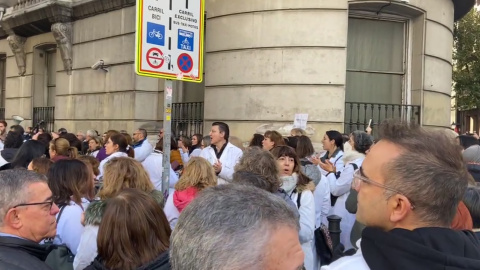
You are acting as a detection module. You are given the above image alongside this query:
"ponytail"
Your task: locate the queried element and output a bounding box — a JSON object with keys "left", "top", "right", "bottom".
{"left": 68, "top": 147, "right": 78, "bottom": 159}
{"left": 127, "top": 146, "right": 135, "bottom": 158}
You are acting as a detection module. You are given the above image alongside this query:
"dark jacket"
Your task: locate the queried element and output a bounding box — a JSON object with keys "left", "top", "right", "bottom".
{"left": 361, "top": 227, "right": 480, "bottom": 270}
{"left": 84, "top": 251, "right": 170, "bottom": 270}
{"left": 1, "top": 148, "right": 18, "bottom": 162}
{"left": 0, "top": 236, "right": 53, "bottom": 270}
{"left": 345, "top": 188, "right": 365, "bottom": 249}
{"left": 467, "top": 163, "right": 480, "bottom": 182}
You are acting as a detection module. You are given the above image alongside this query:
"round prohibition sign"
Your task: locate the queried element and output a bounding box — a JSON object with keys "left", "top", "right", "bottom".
{"left": 177, "top": 53, "right": 193, "bottom": 73}
{"left": 146, "top": 48, "right": 164, "bottom": 69}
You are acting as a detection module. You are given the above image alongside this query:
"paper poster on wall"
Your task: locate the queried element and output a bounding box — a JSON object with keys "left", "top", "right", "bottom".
{"left": 293, "top": 114, "right": 308, "bottom": 130}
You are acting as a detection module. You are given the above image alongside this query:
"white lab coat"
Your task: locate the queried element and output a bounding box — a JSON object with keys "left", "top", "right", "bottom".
{"left": 164, "top": 192, "right": 180, "bottom": 229}
{"left": 314, "top": 174, "right": 331, "bottom": 227}
{"left": 289, "top": 187, "right": 316, "bottom": 270}
{"left": 142, "top": 150, "right": 179, "bottom": 192}
{"left": 327, "top": 152, "right": 365, "bottom": 251}
{"left": 54, "top": 198, "right": 90, "bottom": 256}
{"left": 133, "top": 139, "right": 153, "bottom": 162}
{"left": 318, "top": 150, "right": 345, "bottom": 177}
{"left": 199, "top": 142, "right": 242, "bottom": 183}
{"left": 320, "top": 240, "right": 369, "bottom": 270}
{"left": 98, "top": 152, "right": 128, "bottom": 179}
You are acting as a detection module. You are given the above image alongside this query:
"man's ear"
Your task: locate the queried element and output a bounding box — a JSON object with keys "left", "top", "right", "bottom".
{"left": 389, "top": 194, "right": 414, "bottom": 223}
{"left": 3, "top": 208, "right": 23, "bottom": 230}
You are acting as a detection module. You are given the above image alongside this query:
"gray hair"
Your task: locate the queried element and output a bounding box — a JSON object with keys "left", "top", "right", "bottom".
{"left": 170, "top": 184, "right": 299, "bottom": 270}
{"left": 378, "top": 120, "right": 469, "bottom": 227}
{"left": 0, "top": 170, "right": 47, "bottom": 226}
{"left": 233, "top": 147, "right": 280, "bottom": 193}
{"left": 350, "top": 130, "right": 373, "bottom": 154}
{"left": 137, "top": 128, "right": 147, "bottom": 138}
{"left": 86, "top": 129, "right": 97, "bottom": 137}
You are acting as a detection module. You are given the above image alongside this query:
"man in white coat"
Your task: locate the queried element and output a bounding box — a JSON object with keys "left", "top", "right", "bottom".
{"left": 200, "top": 122, "right": 242, "bottom": 184}
{"left": 132, "top": 128, "right": 153, "bottom": 162}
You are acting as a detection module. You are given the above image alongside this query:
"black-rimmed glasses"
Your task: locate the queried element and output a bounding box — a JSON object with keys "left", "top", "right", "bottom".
{"left": 13, "top": 201, "right": 54, "bottom": 210}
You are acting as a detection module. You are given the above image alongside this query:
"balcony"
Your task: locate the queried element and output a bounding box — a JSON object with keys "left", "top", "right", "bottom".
{"left": 0, "top": 0, "right": 136, "bottom": 37}
{"left": 344, "top": 102, "right": 421, "bottom": 135}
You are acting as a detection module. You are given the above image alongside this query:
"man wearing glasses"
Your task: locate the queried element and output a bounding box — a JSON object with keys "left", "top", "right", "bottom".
{"left": 322, "top": 120, "right": 480, "bottom": 270}
{"left": 0, "top": 170, "right": 59, "bottom": 270}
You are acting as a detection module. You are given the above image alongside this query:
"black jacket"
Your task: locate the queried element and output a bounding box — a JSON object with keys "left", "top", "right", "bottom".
{"left": 1, "top": 148, "right": 18, "bottom": 162}
{"left": 84, "top": 251, "right": 171, "bottom": 270}
{"left": 361, "top": 227, "right": 480, "bottom": 270}
{"left": 0, "top": 236, "right": 53, "bottom": 270}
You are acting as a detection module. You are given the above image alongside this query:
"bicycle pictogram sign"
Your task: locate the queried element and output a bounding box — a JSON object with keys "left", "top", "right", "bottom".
{"left": 177, "top": 53, "right": 193, "bottom": 73}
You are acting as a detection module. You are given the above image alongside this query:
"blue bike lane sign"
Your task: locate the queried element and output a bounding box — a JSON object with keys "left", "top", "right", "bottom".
{"left": 147, "top": 22, "right": 165, "bottom": 46}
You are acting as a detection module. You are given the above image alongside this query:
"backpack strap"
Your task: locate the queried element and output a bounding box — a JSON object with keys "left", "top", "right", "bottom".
{"left": 56, "top": 205, "right": 67, "bottom": 223}
{"left": 351, "top": 163, "right": 358, "bottom": 171}
{"left": 296, "top": 191, "right": 302, "bottom": 209}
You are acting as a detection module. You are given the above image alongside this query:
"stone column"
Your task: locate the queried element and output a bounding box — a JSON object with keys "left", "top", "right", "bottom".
{"left": 204, "top": 0, "right": 349, "bottom": 142}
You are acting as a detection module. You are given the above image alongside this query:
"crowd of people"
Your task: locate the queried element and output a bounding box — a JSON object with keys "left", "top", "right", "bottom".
{"left": 0, "top": 119, "right": 479, "bottom": 270}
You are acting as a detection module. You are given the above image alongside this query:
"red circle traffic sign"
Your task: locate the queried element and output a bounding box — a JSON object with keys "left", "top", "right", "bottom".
{"left": 177, "top": 53, "right": 193, "bottom": 73}
{"left": 146, "top": 48, "right": 164, "bottom": 69}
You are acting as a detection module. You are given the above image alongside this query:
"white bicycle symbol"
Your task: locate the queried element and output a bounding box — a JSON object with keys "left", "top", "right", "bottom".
{"left": 149, "top": 29, "right": 163, "bottom": 39}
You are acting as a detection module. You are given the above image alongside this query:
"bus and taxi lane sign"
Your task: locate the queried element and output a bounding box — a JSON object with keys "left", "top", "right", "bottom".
{"left": 135, "top": 0, "right": 204, "bottom": 83}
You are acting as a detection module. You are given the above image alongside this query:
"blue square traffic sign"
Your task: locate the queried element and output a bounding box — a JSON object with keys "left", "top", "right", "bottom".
{"left": 178, "top": 29, "right": 194, "bottom": 52}
{"left": 146, "top": 22, "right": 165, "bottom": 46}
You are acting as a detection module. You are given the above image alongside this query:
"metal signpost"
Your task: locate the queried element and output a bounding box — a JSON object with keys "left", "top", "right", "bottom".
{"left": 135, "top": 0, "right": 205, "bottom": 197}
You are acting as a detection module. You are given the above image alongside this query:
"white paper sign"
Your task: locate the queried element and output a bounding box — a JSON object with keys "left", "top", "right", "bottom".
{"left": 293, "top": 114, "right": 308, "bottom": 130}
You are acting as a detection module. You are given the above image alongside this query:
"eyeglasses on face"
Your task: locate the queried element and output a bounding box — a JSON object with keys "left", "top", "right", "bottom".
{"left": 352, "top": 168, "right": 416, "bottom": 210}
{"left": 13, "top": 200, "right": 55, "bottom": 210}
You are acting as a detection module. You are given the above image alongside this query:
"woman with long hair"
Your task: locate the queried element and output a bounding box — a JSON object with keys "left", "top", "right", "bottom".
{"left": 74, "top": 157, "right": 164, "bottom": 270}
{"left": 296, "top": 135, "right": 331, "bottom": 229}
{"left": 0, "top": 140, "right": 46, "bottom": 170}
{"left": 98, "top": 133, "right": 134, "bottom": 178}
{"left": 271, "top": 146, "right": 316, "bottom": 270}
{"left": 84, "top": 189, "right": 171, "bottom": 270}
{"left": 164, "top": 157, "right": 217, "bottom": 228}
{"left": 49, "top": 138, "right": 78, "bottom": 162}
{"left": 47, "top": 159, "right": 94, "bottom": 255}
{"left": 190, "top": 133, "right": 203, "bottom": 156}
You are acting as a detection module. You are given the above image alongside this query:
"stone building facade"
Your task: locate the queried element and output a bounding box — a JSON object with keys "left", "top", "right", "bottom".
{"left": 0, "top": 0, "right": 474, "bottom": 141}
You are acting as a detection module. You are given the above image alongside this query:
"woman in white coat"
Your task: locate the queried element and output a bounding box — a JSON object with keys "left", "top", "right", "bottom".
{"left": 313, "top": 130, "right": 345, "bottom": 180}
{"left": 271, "top": 146, "right": 316, "bottom": 270}
{"left": 98, "top": 134, "right": 134, "bottom": 179}
{"left": 320, "top": 131, "right": 373, "bottom": 251}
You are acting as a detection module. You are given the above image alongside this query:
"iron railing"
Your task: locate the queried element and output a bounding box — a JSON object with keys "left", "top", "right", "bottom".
{"left": 0, "top": 108, "right": 4, "bottom": 120}
{"left": 345, "top": 102, "right": 421, "bottom": 134}
{"left": 172, "top": 102, "right": 204, "bottom": 137}
{"left": 33, "top": 106, "right": 55, "bottom": 132}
